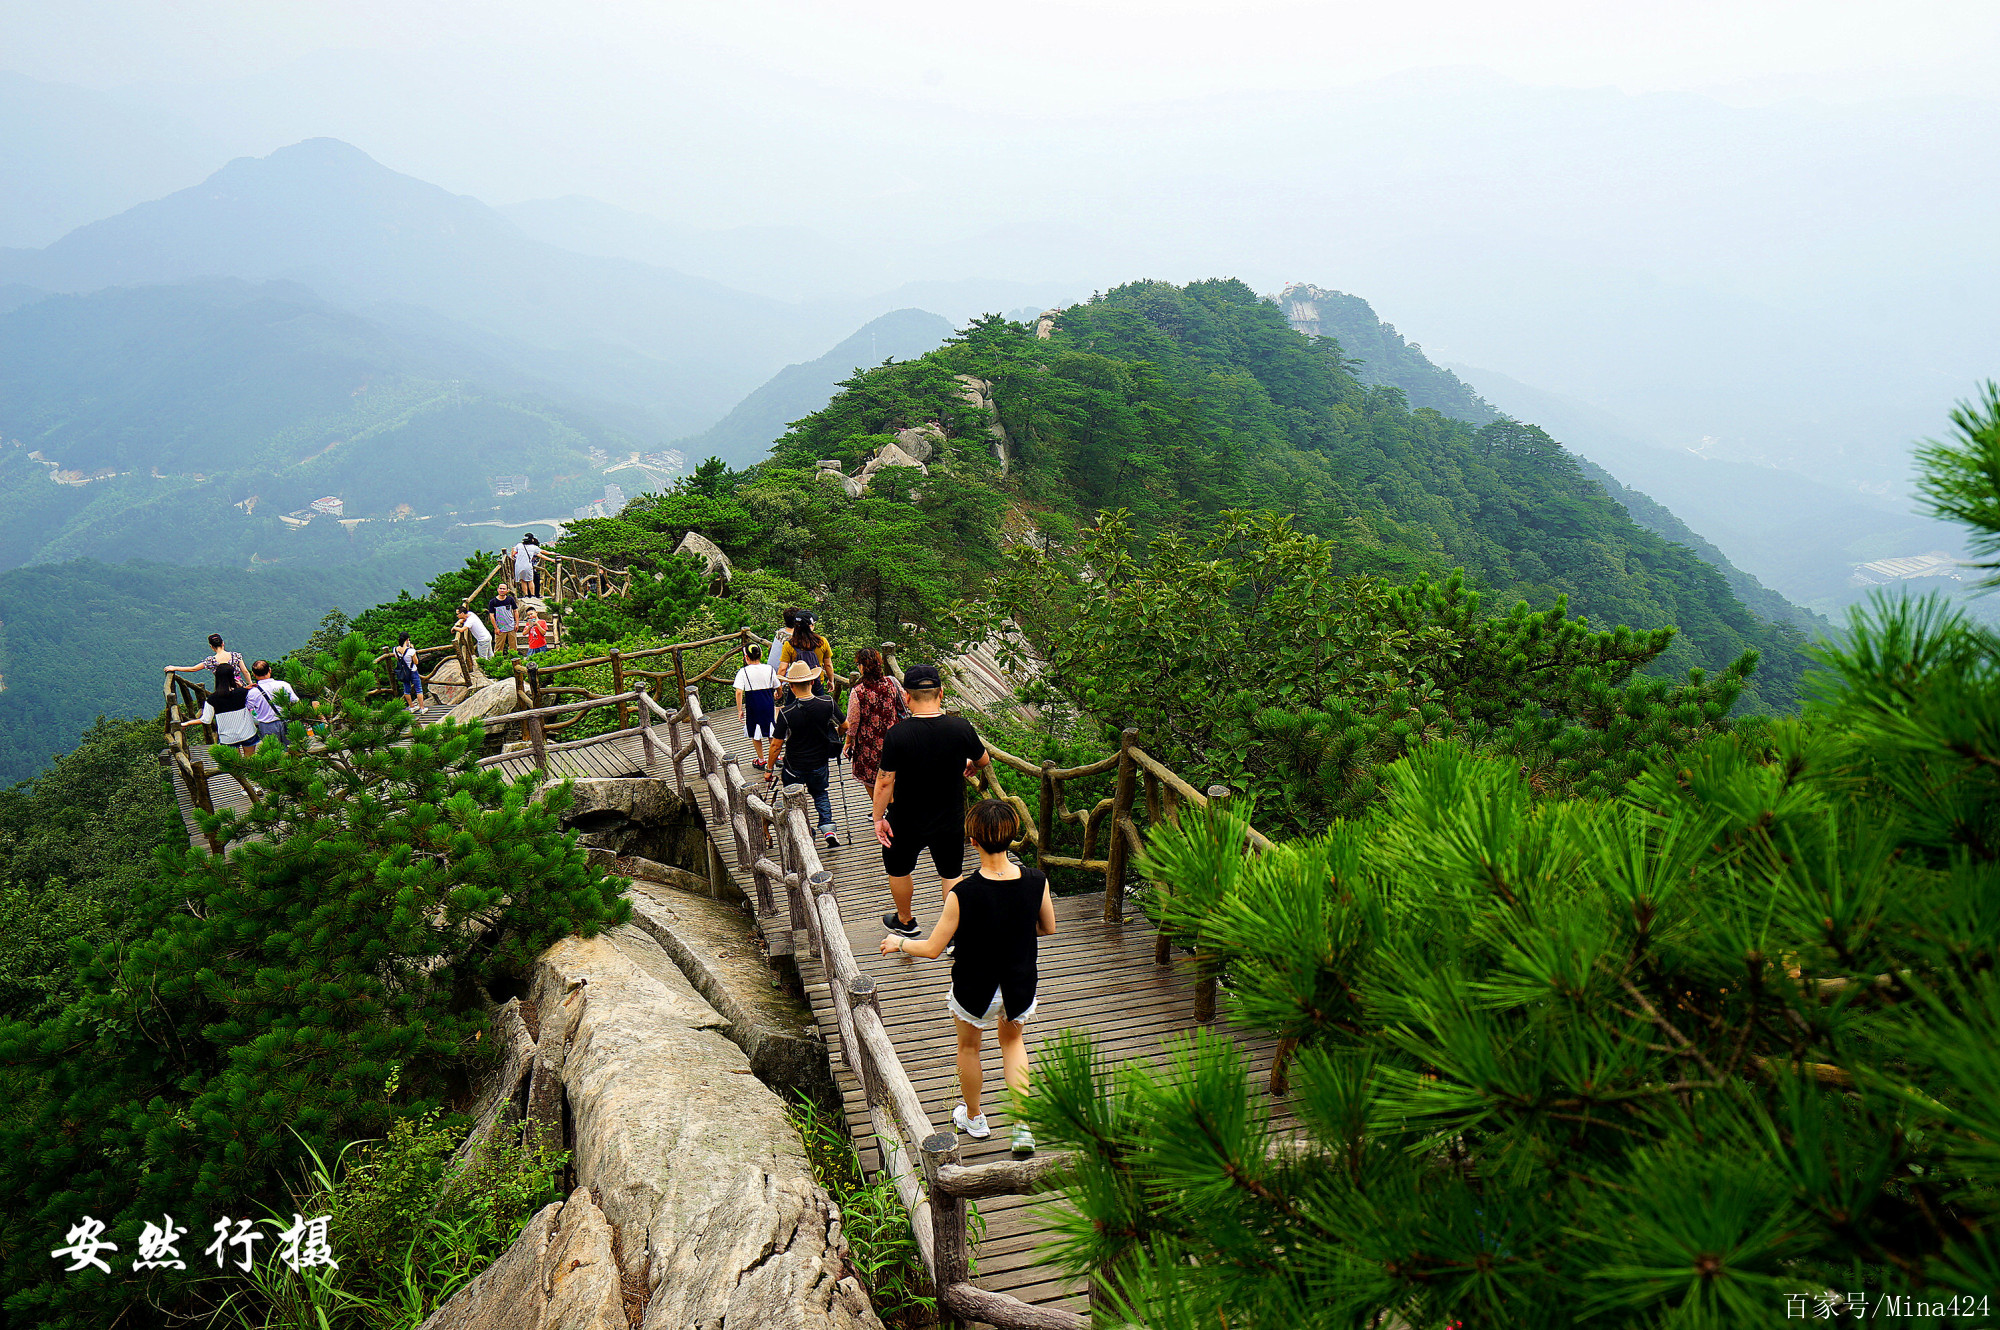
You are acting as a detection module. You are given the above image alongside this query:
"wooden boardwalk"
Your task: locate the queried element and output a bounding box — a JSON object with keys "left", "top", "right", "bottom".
{"left": 703, "top": 720, "right": 1288, "bottom": 1316}
{"left": 165, "top": 694, "right": 1285, "bottom": 1319}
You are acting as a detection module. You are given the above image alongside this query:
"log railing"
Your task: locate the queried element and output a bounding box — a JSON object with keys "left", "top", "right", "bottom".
{"left": 665, "top": 685, "right": 1088, "bottom": 1330}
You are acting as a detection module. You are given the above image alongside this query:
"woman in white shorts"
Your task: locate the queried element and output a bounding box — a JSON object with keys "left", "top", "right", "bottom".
{"left": 881, "top": 799, "right": 1054, "bottom": 1156}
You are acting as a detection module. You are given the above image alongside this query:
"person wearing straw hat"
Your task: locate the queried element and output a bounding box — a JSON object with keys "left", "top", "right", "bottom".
{"left": 765, "top": 658, "right": 844, "bottom": 848}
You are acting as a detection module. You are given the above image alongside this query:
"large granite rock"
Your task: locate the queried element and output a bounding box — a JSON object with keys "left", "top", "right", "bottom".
{"left": 674, "top": 531, "right": 733, "bottom": 588}
{"left": 427, "top": 655, "right": 492, "bottom": 708}
{"left": 623, "top": 879, "right": 830, "bottom": 1100}
{"left": 529, "top": 936, "right": 879, "bottom": 1330}
{"left": 891, "top": 424, "right": 941, "bottom": 464}
{"left": 449, "top": 677, "right": 520, "bottom": 726}
{"left": 416, "top": 1187, "right": 628, "bottom": 1330}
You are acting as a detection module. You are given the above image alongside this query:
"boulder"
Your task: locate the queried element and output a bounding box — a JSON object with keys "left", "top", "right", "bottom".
{"left": 1035, "top": 307, "right": 1060, "bottom": 339}
{"left": 860, "top": 441, "right": 927, "bottom": 478}
{"left": 449, "top": 677, "right": 520, "bottom": 726}
{"left": 674, "top": 532, "right": 733, "bottom": 588}
{"left": 562, "top": 778, "right": 684, "bottom": 833}
{"left": 891, "top": 424, "right": 941, "bottom": 464}
{"left": 529, "top": 937, "right": 880, "bottom": 1330}
{"left": 426, "top": 655, "right": 491, "bottom": 708}
{"left": 415, "top": 1187, "right": 628, "bottom": 1330}
{"left": 841, "top": 475, "right": 866, "bottom": 500}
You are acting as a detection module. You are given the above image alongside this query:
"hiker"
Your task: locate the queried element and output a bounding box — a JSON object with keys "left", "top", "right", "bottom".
{"left": 874, "top": 664, "right": 991, "bottom": 938}
{"left": 392, "top": 632, "right": 423, "bottom": 710}
{"left": 522, "top": 608, "right": 548, "bottom": 657}
{"left": 779, "top": 612, "right": 835, "bottom": 698}
{"left": 733, "top": 643, "right": 780, "bottom": 770}
{"left": 765, "top": 659, "right": 844, "bottom": 849}
{"left": 845, "top": 646, "right": 907, "bottom": 790}
{"left": 488, "top": 587, "right": 519, "bottom": 654}
{"left": 166, "top": 633, "right": 249, "bottom": 687}
{"left": 244, "top": 660, "right": 300, "bottom": 747}
{"left": 456, "top": 605, "right": 494, "bottom": 659}
{"left": 771, "top": 608, "right": 801, "bottom": 660}
{"left": 513, "top": 533, "right": 541, "bottom": 597}
{"left": 182, "top": 663, "right": 259, "bottom": 755}
{"left": 880, "top": 798, "right": 1053, "bottom": 1155}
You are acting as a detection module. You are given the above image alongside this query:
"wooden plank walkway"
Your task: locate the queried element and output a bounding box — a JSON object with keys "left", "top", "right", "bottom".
{"left": 165, "top": 695, "right": 1287, "bottom": 1317}
{"left": 703, "top": 720, "right": 1289, "bottom": 1316}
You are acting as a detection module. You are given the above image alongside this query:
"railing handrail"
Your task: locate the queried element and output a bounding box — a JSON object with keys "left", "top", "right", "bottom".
{"left": 664, "top": 683, "right": 1090, "bottom": 1330}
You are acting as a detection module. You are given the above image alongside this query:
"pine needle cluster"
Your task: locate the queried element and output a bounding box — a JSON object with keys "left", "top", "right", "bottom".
{"left": 1019, "top": 385, "right": 2000, "bottom": 1328}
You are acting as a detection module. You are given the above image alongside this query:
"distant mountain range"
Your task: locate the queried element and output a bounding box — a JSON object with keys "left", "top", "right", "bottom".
{"left": 679, "top": 308, "right": 956, "bottom": 467}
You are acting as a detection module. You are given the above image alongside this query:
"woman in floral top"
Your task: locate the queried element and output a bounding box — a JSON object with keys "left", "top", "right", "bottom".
{"left": 845, "top": 646, "right": 908, "bottom": 789}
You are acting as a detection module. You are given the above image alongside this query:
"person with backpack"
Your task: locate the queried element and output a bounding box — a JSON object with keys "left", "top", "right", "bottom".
{"left": 512, "top": 534, "right": 542, "bottom": 597}
{"left": 779, "top": 613, "right": 835, "bottom": 698}
{"left": 734, "top": 644, "right": 780, "bottom": 770}
{"left": 880, "top": 798, "right": 1054, "bottom": 1156}
{"left": 764, "top": 659, "right": 845, "bottom": 849}
{"left": 392, "top": 632, "right": 423, "bottom": 710}
{"left": 243, "top": 660, "right": 300, "bottom": 747}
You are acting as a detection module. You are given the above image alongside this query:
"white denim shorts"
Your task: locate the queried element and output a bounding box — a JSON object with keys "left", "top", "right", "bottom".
{"left": 947, "top": 989, "right": 1039, "bottom": 1029}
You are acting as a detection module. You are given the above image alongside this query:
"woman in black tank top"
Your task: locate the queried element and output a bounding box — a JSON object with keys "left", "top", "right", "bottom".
{"left": 881, "top": 799, "right": 1055, "bottom": 1155}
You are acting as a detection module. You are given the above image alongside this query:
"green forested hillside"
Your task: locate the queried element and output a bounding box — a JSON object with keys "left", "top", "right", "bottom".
{"left": 1282, "top": 282, "right": 1832, "bottom": 639}
{"left": 767, "top": 279, "right": 1813, "bottom": 709}
{"left": 0, "top": 557, "right": 420, "bottom": 782}
{"left": 0, "top": 279, "right": 644, "bottom": 569}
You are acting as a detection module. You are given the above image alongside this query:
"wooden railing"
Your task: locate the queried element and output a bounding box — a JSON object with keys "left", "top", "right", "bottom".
{"left": 161, "top": 670, "right": 258, "bottom": 850}
{"left": 664, "top": 683, "right": 1089, "bottom": 1329}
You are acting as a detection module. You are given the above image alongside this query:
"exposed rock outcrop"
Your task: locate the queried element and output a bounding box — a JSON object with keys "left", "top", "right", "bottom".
{"left": 416, "top": 1188, "right": 628, "bottom": 1330}
{"left": 529, "top": 935, "right": 880, "bottom": 1330}
{"left": 623, "top": 878, "right": 830, "bottom": 1100}
{"left": 953, "top": 374, "right": 1012, "bottom": 472}
{"left": 891, "top": 423, "right": 942, "bottom": 464}
{"left": 674, "top": 532, "right": 733, "bottom": 589}
{"left": 1034, "top": 307, "right": 1059, "bottom": 339}
{"left": 448, "top": 677, "right": 521, "bottom": 726}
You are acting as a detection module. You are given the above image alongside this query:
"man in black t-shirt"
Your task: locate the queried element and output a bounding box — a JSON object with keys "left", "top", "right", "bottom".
{"left": 873, "top": 663, "right": 991, "bottom": 937}
{"left": 767, "top": 659, "right": 843, "bottom": 848}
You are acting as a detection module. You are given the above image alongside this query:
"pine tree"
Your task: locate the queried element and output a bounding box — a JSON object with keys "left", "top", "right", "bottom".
{"left": 0, "top": 632, "right": 628, "bottom": 1327}
{"left": 1020, "top": 386, "right": 2000, "bottom": 1328}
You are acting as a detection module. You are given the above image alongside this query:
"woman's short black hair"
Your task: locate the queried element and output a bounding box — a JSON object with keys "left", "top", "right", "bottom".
{"left": 208, "top": 633, "right": 225, "bottom": 649}
{"left": 965, "top": 799, "right": 1020, "bottom": 853}
{"left": 398, "top": 631, "right": 411, "bottom": 645}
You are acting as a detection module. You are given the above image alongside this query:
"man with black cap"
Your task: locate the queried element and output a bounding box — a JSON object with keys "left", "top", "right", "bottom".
{"left": 873, "top": 663, "right": 991, "bottom": 937}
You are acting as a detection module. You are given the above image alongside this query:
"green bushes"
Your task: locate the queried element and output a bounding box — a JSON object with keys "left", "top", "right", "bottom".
{"left": 0, "top": 633, "right": 627, "bottom": 1328}
{"left": 787, "top": 1094, "right": 940, "bottom": 1329}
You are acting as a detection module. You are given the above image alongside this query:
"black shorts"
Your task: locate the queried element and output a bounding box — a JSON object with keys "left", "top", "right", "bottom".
{"left": 882, "top": 817, "right": 965, "bottom": 881}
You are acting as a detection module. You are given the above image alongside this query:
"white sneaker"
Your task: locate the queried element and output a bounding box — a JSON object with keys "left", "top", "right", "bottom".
{"left": 952, "top": 1103, "right": 990, "bottom": 1139}
{"left": 1011, "top": 1123, "right": 1036, "bottom": 1157}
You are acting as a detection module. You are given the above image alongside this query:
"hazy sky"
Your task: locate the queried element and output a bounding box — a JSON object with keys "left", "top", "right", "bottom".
{"left": 3, "top": 0, "right": 1995, "bottom": 497}
{"left": 10, "top": 0, "right": 2000, "bottom": 109}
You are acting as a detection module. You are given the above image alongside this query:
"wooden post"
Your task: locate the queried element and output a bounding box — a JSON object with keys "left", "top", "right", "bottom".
{"left": 1269, "top": 1035, "right": 1299, "bottom": 1096}
{"left": 513, "top": 661, "right": 529, "bottom": 713}
{"left": 923, "top": 1132, "right": 968, "bottom": 1329}
{"left": 1194, "top": 783, "right": 1230, "bottom": 1024}
{"left": 610, "top": 649, "right": 628, "bottom": 729}
{"left": 672, "top": 646, "right": 688, "bottom": 706}
{"left": 1037, "top": 760, "right": 1056, "bottom": 871}
{"left": 639, "top": 715, "right": 656, "bottom": 771}
{"left": 847, "top": 975, "right": 882, "bottom": 1107}
{"left": 1102, "top": 728, "right": 1139, "bottom": 922}
{"left": 1146, "top": 770, "right": 1163, "bottom": 827}
{"left": 528, "top": 714, "right": 547, "bottom": 775}
{"left": 528, "top": 662, "right": 544, "bottom": 712}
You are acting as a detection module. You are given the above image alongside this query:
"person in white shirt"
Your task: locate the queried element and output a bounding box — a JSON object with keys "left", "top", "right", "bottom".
{"left": 182, "top": 664, "right": 260, "bottom": 754}
{"left": 244, "top": 660, "right": 301, "bottom": 745}
{"left": 513, "top": 534, "right": 541, "bottom": 596}
{"left": 733, "top": 645, "right": 780, "bottom": 769}
{"left": 457, "top": 606, "right": 494, "bottom": 659}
